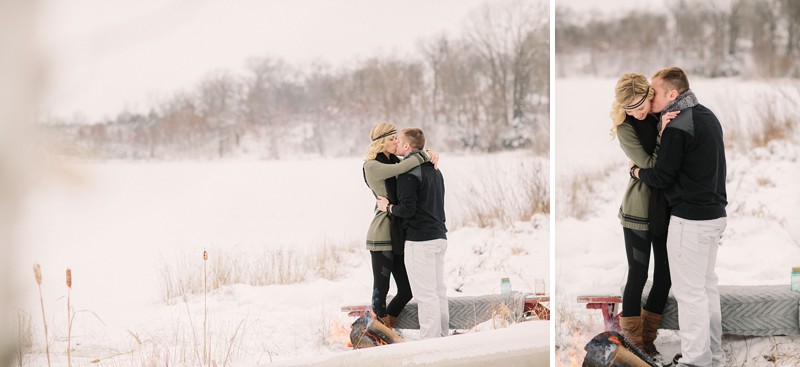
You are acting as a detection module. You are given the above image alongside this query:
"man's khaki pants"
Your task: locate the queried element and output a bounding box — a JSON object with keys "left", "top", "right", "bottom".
{"left": 406, "top": 239, "right": 449, "bottom": 339}
{"left": 669, "top": 216, "right": 727, "bottom": 367}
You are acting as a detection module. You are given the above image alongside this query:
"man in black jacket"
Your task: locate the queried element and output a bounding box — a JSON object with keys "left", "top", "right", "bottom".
{"left": 377, "top": 128, "right": 449, "bottom": 339}
{"left": 631, "top": 67, "right": 727, "bottom": 367}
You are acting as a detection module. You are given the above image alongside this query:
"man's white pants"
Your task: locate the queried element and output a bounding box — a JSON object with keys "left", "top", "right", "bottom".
{"left": 406, "top": 239, "right": 449, "bottom": 339}
{"left": 669, "top": 216, "right": 727, "bottom": 367}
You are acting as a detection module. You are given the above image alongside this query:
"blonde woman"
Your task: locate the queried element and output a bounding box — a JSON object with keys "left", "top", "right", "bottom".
{"left": 362, "top": 122, "right": 437, "bottom": 328}
{"left": 611, "top": 73, "right": 671, "bottom": 361}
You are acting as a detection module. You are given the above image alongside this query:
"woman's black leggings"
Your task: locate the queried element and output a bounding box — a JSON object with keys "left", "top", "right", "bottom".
{"left": 622, "top": 227, "right": 671, "bottom": 316}
{"left": 370, "top": 250, "right": 413, "bottom": 318}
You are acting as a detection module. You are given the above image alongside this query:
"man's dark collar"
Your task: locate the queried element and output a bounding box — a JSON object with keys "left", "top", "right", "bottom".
{"left": 404, "top": 150, "right": 422, "bottom": 159}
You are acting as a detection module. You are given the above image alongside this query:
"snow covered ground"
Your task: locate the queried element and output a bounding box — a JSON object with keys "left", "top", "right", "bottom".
{"left": 270, "top": 321, "right": 549, "bottom": 367}
{"left": 555, "top": 78, "right": 800, "bottom": 366}
{"left": 13, "top": 151, "right": 549, "bottom": 366}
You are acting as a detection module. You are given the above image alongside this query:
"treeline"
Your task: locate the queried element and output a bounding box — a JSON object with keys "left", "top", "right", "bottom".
{"left": 556, "top": 0, "right": 800, "bottom": 78}
{"left": 44, "top": 0, "right": 549, "bottom": 160}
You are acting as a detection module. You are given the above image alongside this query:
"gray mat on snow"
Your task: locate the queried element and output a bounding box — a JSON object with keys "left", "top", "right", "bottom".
{"left": 640, "top": 282, "right": 800, "bottom": 336}
{"left": 388, "top": 291, "right": 530, "bottom": 330}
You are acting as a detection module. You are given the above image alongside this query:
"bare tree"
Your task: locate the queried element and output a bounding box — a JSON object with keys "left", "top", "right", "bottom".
{"left": 419, "top": 34, "right": 451, "bottom": 124}
{"left": 244, "top": 56, "right": 300, "bottom": 158}
{"left": 196, "top": 71, "right": 243, "bottom": 157}
{"left": 556, "top": 0, "right": 797, "bottom": 78}
{"left": 779, "top": 0, "right": 800, "bottom": 55}
{"left": 43, "top": 1, "right": 553, "bottom": 158}
{"left": 303, "top": 61, "right": 343, "bottom": 155}
{"left": 464, "top": 0, "right": 548, "bottom": 150}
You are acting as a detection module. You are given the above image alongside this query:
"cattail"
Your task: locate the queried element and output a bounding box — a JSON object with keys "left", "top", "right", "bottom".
{"left": 17, "top": 311, "right": 24, "bottom": 367}
{"left": 34, "top": 264, "right": 42, "bottom": 285}
{"left": 203, "top": 250, "right": 208, "bottom": 366}
{"left": 66, "top": 267, "right": 72, "bottom": 367}
{"left": 33, "top": 263, "right": 51, "bottom": 367}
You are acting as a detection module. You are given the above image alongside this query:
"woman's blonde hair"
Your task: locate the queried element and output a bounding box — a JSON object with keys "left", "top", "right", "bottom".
{"left": 609, "top": 72, "right": 654, "bottom": 137}
{"left": 363, "top": 122, "right": 397, "bottom": 161}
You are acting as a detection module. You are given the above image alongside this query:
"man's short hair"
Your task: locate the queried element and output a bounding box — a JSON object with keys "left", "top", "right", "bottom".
{"left": 652, "top": 67, "right": 690, "bottom": 94}
{"left": 400, "top": 128, "right": 425, "bottom": 150}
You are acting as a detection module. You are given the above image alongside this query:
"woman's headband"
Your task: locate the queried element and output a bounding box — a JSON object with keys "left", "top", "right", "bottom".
{"left": 624, "top": 86, "right": 649, "bottom": 110}
{"left": 372, "top": 129, "right": 397, "bottom": 141}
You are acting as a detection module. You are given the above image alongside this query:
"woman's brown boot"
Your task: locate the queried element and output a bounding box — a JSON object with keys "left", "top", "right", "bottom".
{"left": 379, "top": 315, "right": 398, "bottom": 329}
{"left": 641, "top": 309, "right": 663, "bottom": 357}
{"left": 618, "top": 315, "right": 644, "bottom": 350}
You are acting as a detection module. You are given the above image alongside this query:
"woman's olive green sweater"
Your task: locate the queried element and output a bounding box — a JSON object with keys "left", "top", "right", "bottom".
{"left": 363, "top": 152, "right": 429, "bottom": 251}
{"left": 617, "top": 119, "right": 658, "bottom": 231}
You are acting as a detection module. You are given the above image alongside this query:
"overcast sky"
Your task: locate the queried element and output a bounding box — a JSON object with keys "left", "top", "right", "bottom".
{"left": 37, "top": 0, "right": 491, "bottom": 121}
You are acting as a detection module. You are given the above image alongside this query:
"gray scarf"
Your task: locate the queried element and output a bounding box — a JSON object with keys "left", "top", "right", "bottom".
{"left": 663, "top": 89, "right": 699, "bottom": 114}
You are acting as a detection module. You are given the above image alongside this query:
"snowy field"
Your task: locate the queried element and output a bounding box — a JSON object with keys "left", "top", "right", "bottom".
{"left": 13, "top": 151, "right": 549, "bottom": 366}
{"left": 555, "top": 78, "right": 800, "bottom": 365}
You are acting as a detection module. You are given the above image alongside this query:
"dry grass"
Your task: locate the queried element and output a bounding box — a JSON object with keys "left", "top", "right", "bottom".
{"left": 66, "top": 268, "right": 72, "bottom": 367}
{"left": 722, "top": 335, "right": 800, "bottom": 367}
{"left": 557, "top": 164, "right": 616, "bottom": 220}
{"left": 489, "top": 300, "right": 517, "bottom": 329}
{"left": 203, "top": 250, "right": 208, "bottom": 367}
{"left": 723, "top": 87, "right": 800, "bottom": 152}
{"left": 110, "top": 316, "right": 249, "bottom": 367}
{"left": 510, "top": 246, "right": 528, "bottom": 255}
{"left": 554, "top": 297, "right": 593, "bottom": 366}
{"left": 755, "top": 177, "right": 775, "bottom": 188}
{"left": 154, "top": 245, "right": 342, "bottom": 365}
{"left": 16, "top": 311, "right": 33, "bottom": 367}
{"left": 19, "top": 299, "right": 251, "bottom": 367}
{"left": 767, "top": 340, "right": 800, "bottom": 366}
{"left": 198, "top": 318, "right": 248, "bottom": 367}
{"left": 750, "top": 98, "right": 798, "bottom": 148}
{"left": 159, "top": 239, "right": 360, "bottom": 303}
{"left": 566, "top": 179, "right": 592, "bottom": 220}
{"left": 221, "top": 319, "right": 246, "bottom": 367}
{"left": 728, "top": 199, "right": 786, "bottom": 225}
{"left": 313, "top": 243, "right": 355, "bottom": 281}
{"left": 454, "top": 158, "right": 549, "bottom": 228}
{"left": 32, "top": 263, "right": 52, "bottom": 367}
{"left": 23, "top": 265, "right": 106, "bottom": 367}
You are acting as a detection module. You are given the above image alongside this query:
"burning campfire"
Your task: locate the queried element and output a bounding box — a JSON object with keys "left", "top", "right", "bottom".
{"left": 326, "top": 319, "right": 352, "bottom": 348}
{"left": 349, "top": 311, "right": 404, "bottom": 349}
{"left": 581, "top": 331, "right": 658, "bottom": 367}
